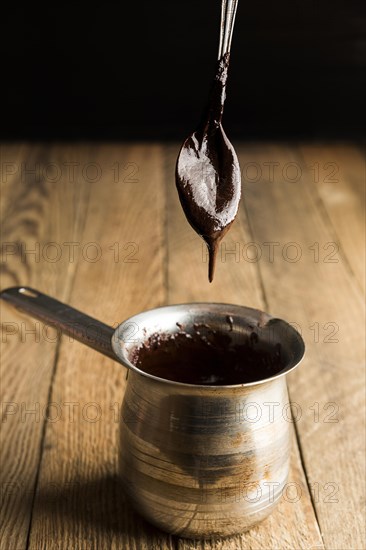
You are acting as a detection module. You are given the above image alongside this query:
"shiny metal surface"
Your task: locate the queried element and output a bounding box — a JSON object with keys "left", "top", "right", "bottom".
{"left": 113, "top": 303, "right": 305, "bottom": 538}
{"left": 219, "top": 0, "right": 239, "bottom": 60}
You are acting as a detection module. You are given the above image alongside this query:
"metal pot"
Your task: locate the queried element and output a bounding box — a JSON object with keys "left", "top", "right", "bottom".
{"left": 0, "top": 287, "right": 305, "bottom": 538}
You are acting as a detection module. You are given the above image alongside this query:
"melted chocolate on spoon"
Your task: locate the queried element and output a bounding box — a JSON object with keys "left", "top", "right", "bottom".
{"left": 175, "top": 53, "right": 241, "bottom": 282}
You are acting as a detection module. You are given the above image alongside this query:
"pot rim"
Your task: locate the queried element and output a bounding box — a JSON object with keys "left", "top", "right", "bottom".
{"left": 111, "top": 302, "right": 305, "bottom": 389}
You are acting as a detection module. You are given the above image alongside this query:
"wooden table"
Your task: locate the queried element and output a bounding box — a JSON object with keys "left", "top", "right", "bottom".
{"left": 1, "top": 142, "right": 365, "bottom": 549}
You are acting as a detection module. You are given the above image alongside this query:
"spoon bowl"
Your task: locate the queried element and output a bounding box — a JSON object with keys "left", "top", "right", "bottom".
{"left": 175, "top": 1, "right": 240, "bottom": 281}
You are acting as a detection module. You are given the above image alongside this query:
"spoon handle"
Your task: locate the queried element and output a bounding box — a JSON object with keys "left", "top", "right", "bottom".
{"left": 218, "top": 0, "right": 239, "bottom": 60}
{"left": 0, "top": 286, "right": 118, "bottom": 362}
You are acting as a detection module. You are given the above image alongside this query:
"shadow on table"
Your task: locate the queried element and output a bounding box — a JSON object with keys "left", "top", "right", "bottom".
{"left": 32, "top": 473, "right": 173, "bottom": 544}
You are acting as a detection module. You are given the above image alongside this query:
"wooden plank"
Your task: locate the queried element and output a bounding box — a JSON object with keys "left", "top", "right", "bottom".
{"left": 236, "top": 143, "right": 365, "bottom": 550}
{"left": 163, "top": 144, "right": 324, "bottom": 550}
{"left": 26, "top": 144, "right": 173, "bottom": 549}
{"left": 0, "top": 143, "right": 92, "bottom": 549}
{"left": 298, "top": 144, "right": 365, "bottom": 294}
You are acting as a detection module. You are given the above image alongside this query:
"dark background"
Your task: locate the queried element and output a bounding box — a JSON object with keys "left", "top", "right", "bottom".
{"left": 2, "top": 1, "right": 366, "bottom": 140}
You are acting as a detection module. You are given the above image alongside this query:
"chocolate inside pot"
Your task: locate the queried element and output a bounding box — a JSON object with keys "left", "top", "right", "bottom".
{"left": 131, "top": 326, "right": 283, "bottom": 386}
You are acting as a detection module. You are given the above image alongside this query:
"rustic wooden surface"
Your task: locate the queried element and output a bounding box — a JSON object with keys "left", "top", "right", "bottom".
{"left": 0, "top": 142, "right": 365, "bottom": 549}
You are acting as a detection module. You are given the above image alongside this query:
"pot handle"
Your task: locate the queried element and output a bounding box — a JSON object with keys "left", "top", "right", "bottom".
{"left": 0, "top": 286, "right": 119, "bottom": 362}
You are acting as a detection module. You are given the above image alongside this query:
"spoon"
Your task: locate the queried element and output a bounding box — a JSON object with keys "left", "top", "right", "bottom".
{"left": 175, "top": 0, "right": 241, "bottom": 282}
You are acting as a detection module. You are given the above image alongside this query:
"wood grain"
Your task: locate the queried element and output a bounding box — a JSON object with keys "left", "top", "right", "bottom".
{"left": 0, "top": 143, "right": 92, "bottom": 549}
{"left": 163, "top": 144, "right": 324, "bottom": 550}
{"left": 25, "top": 144, "right": 173, "bottom": 549}
{"left": 236, "top": 143, "right": 365, "bottom": 550}
{"left": 298, "top": 144, "right": 365, "bottom": 294}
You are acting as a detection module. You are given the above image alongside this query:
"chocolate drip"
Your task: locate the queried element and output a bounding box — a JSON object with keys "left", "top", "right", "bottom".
{"left": 175, "top": 54, "right": 241, "bottom": 282}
